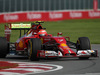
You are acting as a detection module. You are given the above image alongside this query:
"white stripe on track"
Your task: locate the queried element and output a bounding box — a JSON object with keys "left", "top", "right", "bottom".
{"left": 18, "top": 66, "right": 53, "bottom": 69}
{"left": 0, "top": 72, "right": 21, "bottom": 75}
{"left": 5, "top": 68, "right": 44, "bottom": 71}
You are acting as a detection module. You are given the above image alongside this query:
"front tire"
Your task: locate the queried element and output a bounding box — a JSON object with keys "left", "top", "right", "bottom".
{"left": 77, "top": 37, "right": 91, "bottom": 59}
{"left": 28, "top": 38, "right": 42, "bottom": 61}
{"left": 0, "top": 37, "right": 9, "bottom": 58}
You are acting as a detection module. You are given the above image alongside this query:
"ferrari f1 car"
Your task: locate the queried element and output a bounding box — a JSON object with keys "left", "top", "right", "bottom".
{"left": 0, "top": 21, "right": 98, "bottom": 61}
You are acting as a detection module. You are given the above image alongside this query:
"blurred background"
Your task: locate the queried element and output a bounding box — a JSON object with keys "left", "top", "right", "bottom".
{"left": 0, "top": 0, "right": 100, "bottom": 13}
{"left": 0, "top": 0, "right": 100, "bottom": 44}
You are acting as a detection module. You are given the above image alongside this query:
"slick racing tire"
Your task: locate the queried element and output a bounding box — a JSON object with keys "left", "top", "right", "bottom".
{"left": 28, "top": 38, "right": 42, "bottom": 61}
{"left": 77, "top": 37, "right": 91, "bottom": 60}
{"left": 0, "top": 37, "right": 9, "bottom": 58}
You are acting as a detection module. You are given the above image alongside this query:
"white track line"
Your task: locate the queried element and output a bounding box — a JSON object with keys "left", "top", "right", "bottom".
{"left": 0, "top": 61, "right": 63, "bottom": 75}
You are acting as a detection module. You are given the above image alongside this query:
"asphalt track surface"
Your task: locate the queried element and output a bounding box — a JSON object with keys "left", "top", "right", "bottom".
{"left": 0, "top": 44, "right": 100, "bottom": 75}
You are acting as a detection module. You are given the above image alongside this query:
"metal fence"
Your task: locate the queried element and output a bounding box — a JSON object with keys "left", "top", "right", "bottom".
{"left": 0, "top": 0, "right": 100, "bottom": 13}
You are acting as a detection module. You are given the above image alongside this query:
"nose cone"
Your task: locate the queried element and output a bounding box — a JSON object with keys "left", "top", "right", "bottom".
{"left": 59, "top": 43, "right": 76, "bottom": 56}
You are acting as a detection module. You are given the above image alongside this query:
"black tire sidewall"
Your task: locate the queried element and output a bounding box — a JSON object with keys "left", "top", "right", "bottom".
{"left": 28, "top": 38, "right": 42, "bottom": 61}
{"left": 76, "top": 37, "right": 91, "bottom": 59}
{"left": 77, "top": 37, "right": 91, "bottom": 50}
{"left": 0, "top": 37, "right": 8, "bottom": 58}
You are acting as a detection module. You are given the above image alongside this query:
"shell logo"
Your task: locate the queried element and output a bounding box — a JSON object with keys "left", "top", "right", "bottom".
{"left": 19, "top": 40, "right": 23, "bottom": 48}
{"left": 91, "top": 50, "right": 94, "bottom": 52}
{"left": 60, "top": 43, "right": 70, "bottom": 50}
{"left": 60, "top": 43, "right": 67, "bottom": 46}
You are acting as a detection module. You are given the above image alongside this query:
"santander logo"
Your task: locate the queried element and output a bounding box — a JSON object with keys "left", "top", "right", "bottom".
{"left": 49, "top": 12, "right": 63, "bottom": 19}
{"left": 89, "top": 11, "right": 100, "bottom": 17}
{"left": 70, "top": 12, "right": 82, "bottom": 18}
{"left": 4, "top": 14, "right": 19, "bottom": 21}
{"left": 27, "top": 13, "right": 42, "bottom": 19}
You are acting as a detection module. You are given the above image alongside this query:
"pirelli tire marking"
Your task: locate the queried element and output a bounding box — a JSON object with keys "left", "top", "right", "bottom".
{"left": 0, "top": 61, "right": 63, "bottom": 75}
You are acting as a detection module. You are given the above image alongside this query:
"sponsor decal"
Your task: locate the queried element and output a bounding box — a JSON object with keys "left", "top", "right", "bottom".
{"left": 40, "top": 38, "right": 43, "bottom": 44}
{"left": 70, "top": 12, "right": 82, "bottom": 18}
{"left": 60, "top": 43, "right": 67, "bottom": 47}
{"left": 58, "top": 51, "right": 63, "bottom": 56}
{"left": 44, "top": 39, "right": 51, "bottom": 41}
{"left": 5, "top": 30, "right": 11, "bottom": 35}
{"left": 91, "top": 50, "right": 94, "bottom": 52}
{"left": 49, "top": 12, "right": 63, "bottom": 19}
{"left": 89, "top": 11, "right": 100, "bottom": 17}
{"left": 18, "top": 40, "right": 23, "bottom": 48}
{"left": 60, "top": 43, "right": 70, "bottom": 50}
{"left": 4, "top": 14, "right": 19, "bottom": 21}
{"left": 1, "top": 11, "right": 100, "bottom": 24}
{"left": 11, "top": 23, "right": 31, "bottom": 28}
{"left": 88, "top": 50, "right": 95, "bottom": 53}
{"left": 77, "top": 50, "right": 90, "bottom": 56}
{"left": 45, "top": 51, "right": 58, "bottom": 56}
{"left": 40, "top": 50, "right": 45, "bottom": 57}
{"left": 81, "top": 51, "right": 86, "bottom": 54}
{"left": 58, "top": 39, "right": 64, "bottom": 42}
{"left": 27, "top": 13, "right": 42, "bottom": 19}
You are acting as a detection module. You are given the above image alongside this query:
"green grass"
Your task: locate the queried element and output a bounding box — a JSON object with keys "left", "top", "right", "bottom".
{"left": 0, "top": 19, "right": 100, "bottom": 44}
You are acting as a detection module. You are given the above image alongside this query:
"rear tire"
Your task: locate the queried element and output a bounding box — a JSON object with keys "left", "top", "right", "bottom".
{"left": 0, "top": 37, "right": 9, "bottom": 58}
{"left": 77, "top": 37, "right": 91, "bottom": 60}
{"left": 28, "top": 38, "right": 42, "bottom": 61}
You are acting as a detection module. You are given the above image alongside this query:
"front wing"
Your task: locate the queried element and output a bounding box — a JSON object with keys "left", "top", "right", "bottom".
{"left": 37, "top": 50, "right": 98, "bottom": 58}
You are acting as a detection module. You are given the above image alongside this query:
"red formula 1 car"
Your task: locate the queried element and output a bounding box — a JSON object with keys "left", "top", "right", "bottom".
{"left": 0, "top": 21, "right": 98, "bottom": 61}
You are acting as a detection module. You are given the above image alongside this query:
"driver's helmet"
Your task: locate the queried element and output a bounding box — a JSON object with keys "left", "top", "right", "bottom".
{"left": 38, "top": 29, "right": 47, "bottom": 36}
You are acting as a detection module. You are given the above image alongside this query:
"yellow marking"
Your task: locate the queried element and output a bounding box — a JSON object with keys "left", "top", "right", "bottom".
{"left": 77, "top": 40, "right": 80, "bottom": 44}
{"left": 38, "top": 21, "right": 42, "bottom": 22}
{"left": 45, "top": 51, "right": 48, "bottom": 53}
{"left": 60, "top": 43, "right": 67, "bottom": 46}
{"left": 41, "top": 38, "right": 43, "bottom": 44}
{"left": 19, "top": 40, "right": 23, "bottom": 48}
{"left": 27, "top": 30, "right": 31, "bottom": 36}
{"left": 91, "top": 50, "right": 94, "bottom": 52}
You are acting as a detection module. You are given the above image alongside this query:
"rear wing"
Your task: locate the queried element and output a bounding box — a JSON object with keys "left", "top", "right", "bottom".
{"left": 5, "top": 23, "right": 31, "bottom": 42}
{"left": 4, "top": 21, "right": 44, "bottom": 42}
{"left": 9, "top": 23, "right": 31, "bottom": 30}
